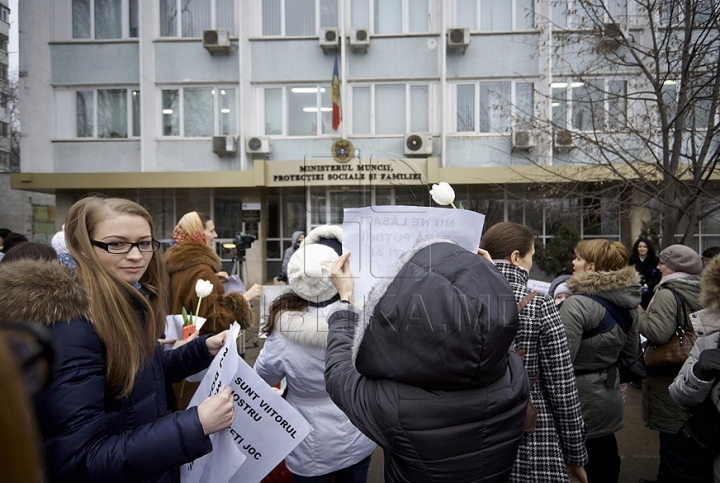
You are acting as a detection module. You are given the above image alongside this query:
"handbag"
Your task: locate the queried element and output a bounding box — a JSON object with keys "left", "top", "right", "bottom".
{"left": 516, "top": 291, "right": 540, "bottom": 433}
{"left": 617, "top": 338, "right": 647, "bottom": 384}
{"left": 644, "top": 288, "right": 697, "bottom": 368}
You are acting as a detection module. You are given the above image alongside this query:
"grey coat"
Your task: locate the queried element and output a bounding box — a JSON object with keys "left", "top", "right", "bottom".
{"left": 324, "top": 241, "right": 529, "bottom": 483}
{"left": 638, "top": 275, "right": 701, "bottom": 433}
{"left": 560, "top": 266, "right": 641, "bottom": 438}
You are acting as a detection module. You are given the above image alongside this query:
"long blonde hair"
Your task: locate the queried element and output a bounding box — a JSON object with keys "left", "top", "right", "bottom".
{"left": 64, "top": 196, "right": 169, "bottom": 398}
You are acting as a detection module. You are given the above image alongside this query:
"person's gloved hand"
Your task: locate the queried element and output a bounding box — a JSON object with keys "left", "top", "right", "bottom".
{"left": 692, "top": 348, "right": 720, "bottom": 381}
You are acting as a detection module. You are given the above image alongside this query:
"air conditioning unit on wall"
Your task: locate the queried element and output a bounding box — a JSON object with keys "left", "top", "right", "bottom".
{"left": 403, "top": 133, "right": 433, "bottom": 157}
{"left": 319, "top": 28, "right": 339, "bottom": 54}
{"left": 203, "top": 29, "right": 231, "bottom": 54}
{"left": 447, "top": 28, "right": 470, "bottom": 52}
{"left": 212, "top": 135, "right": 237, "bottom": 155}
{"left": 246, "top": 136, "right": 272, "bottom": 155}
{"left": 349, "top": 28, "right": 369, "bottom": 52}
{"left": 511, "top": 130, "right": 537, "bottom": 152}
{"left": 554, "top": 130, "right": 574, "bottom": 151}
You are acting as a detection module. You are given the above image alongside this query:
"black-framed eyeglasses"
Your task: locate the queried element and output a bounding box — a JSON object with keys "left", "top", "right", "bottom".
{"left": 91, "top": 239, "right": 161, "bottom": 254}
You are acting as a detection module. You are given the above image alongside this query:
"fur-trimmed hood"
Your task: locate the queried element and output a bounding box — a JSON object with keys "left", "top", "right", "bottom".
{"left": 701, "top": 255, "right": 720, "bottom": 310}
{"left": 352, "top": 240, "right": 519, "bottom": 391}
{"left": 566, "top": 266, "right": 642, "bottom": 309}
{"left": 164, "top": 242, "right": 221, "bottom": 275}
{"left": 277, "top": 307, "right": 329, "bottom": 349}
{"left": 0, "top": 258, "right": 89, "bottom": 325}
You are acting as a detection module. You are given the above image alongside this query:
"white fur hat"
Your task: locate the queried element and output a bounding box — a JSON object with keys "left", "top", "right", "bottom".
{"left": 51, "top": 225, "right": 68, "bottom": 254}
{"left": 288, "top": 225, "right": 343, "bottom": 302}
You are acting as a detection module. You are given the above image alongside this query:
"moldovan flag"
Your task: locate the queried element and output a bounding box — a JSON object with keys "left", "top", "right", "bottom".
{"left": 331, "top": 53, "right": 341, "bottom": 130}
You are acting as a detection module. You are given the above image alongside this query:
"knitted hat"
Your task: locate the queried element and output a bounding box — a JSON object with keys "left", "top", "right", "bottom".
{"left": 554, "top": 282, "right": 571, "bottom": 298}
{"left": 659, "top": 244, "right": 703, "bottom": 275}
{"left": 287, "top": 225, "right": 343, "bottom": 302}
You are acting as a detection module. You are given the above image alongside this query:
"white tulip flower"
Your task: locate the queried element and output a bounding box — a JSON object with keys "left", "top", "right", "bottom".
{"left": 430, "top": 182, "right": 457, "bottom": 209}
{"left": 195, "top": 279, "right": 213, "bottom": 298}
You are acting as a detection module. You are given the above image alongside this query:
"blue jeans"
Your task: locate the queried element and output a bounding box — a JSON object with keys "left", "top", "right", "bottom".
{"left": 293, "top": 454, "right": 372, "bottom": 483}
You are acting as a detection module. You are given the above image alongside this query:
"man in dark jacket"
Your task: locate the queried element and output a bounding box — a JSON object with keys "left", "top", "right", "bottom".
{"left": 325, "top": 240, "right": 529, "bottom": 483}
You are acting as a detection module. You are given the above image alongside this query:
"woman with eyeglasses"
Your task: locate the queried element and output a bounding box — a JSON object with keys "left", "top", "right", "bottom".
{"left": 0, "top": 196, "right": 236, "bottom": 483}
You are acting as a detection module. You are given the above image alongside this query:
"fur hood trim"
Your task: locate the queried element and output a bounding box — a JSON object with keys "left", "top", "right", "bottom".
{"left": 0, "top": 259, "right": 89, "bottom": 325}
{"left": 351, "top": 238, "right": 454, "bottom": 364}
{"left": 701, "top": 255, "right": 720, "bottom": 309}
{"left": 277, "top": 309, "right": 328, "bottom": 349}
{"left": 566, "top": 266, "right": 640, "bottom": 295}
{"left": 299, "top": 225, "right": 342, "bottom": 247}
{"left": 164, "top": 242, "right": 222, "bottom": 275}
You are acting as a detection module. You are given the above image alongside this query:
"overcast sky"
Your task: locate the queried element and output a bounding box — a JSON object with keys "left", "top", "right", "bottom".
{"left": 8, "top": 0, "right": 18, "bottom": 72}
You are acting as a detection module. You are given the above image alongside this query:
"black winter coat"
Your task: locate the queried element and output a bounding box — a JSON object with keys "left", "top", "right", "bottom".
{"left": 324, "top": 241, "right": 529, "bottom": 483}
{"left": 0, "top": 259, "right": 215, "bottom": 483}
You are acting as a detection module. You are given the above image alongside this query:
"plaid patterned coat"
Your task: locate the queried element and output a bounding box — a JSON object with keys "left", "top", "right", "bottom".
{"left": 495, "top": 262, "right": 588, "bottom": 482}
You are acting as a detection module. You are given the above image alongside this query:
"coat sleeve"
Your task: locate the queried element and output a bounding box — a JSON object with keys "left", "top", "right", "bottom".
{"left": 638, "top": 289, "right": 678, "bottom": 344}
{"left": 536, "top": 297, "right": 588, "bottom": 466}
{"left": 35, "top": 319, "right": 212, "bottom": 483}
{"left": 669, "top": 335, "right": 717, "bottom": 411}
{"left": 254, "top": 332, "right": 288, "bottom": 386}
{"left": 162, "top": 334, "right": 215, "bottom": 384}
{"left": 323, "top": 304, "right": 398, "bottom": 448}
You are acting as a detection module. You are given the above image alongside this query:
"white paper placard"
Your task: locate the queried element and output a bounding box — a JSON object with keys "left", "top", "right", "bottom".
{"left": 342, "top": 206, "right": 486, "bottom": 301}
{"left": 527, "top": 279, "right": 551, "bottom": 295}
{"left": 182, "top": 322, "right": 313, "bottom": 483}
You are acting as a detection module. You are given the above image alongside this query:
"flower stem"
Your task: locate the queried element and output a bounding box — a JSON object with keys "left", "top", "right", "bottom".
{"left": 194, "top": 296, "right": 204, "bottom": 325}
{"left": 450, "top": 202, "right": 457, "bottom": 209}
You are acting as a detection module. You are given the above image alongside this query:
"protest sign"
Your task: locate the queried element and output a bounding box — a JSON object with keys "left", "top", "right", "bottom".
{"left": 182, "top": 322, "right": 312, "bottom": 483}
{"left": 342, "top": 206, "right": 485, "bottom": 301}
{"left": 527, "top": 279, "right": 551, "bottom": 295}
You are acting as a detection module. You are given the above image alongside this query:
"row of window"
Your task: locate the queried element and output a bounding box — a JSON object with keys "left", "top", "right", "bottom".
{"left": 60, "top": 77, "right": 718, "bottom": 139}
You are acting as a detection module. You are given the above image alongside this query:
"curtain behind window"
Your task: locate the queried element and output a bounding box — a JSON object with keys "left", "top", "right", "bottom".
{"left": 97, "top": 89, "right": 127, "bottom": 138}
{"left": 353, "top": 87, "right": 371, "bottom": 134}
{"left": 516, "top": 0, "right": 534, "bottom": 29}
{"left": 184, "top": 88, "right": 214, "bottom": 137}
{"left": 95, "top": 0, "right": 122, "bottom": 39}
{"left": 160, "top": 0, "right": 177, "bottom": 36}
{"left": 320, "top": 0, "right": 338, "bottom": 28}
{"left": 456, "top": 0, "right": 476, "bottom": 29}
{"left": 552, "top": 86, "right": 568, "bottom": 129}
{"left": 219, "top": 89, "right": 237, "bottom": 135}
{"left": 608, "top": 81, "right": 627, "bottom": 129}
{"left": 375, "top": 85, "right": 405, "bottom": 134}
{"left": 410, "top": 85, "right": 428, "bottom": 132}
{"left": 457, "top": 84, "right": 475, "bottom": 132}
{"left": 352, "top": 0, "right": 369, "bottom": 27}
{"left": 573, "top": 80, "right": 603, "bottom": 131}
{"left": 263, "top": 0, "right": 281, "bottom": 35}
{"left": 481, "top": 0, "right": 511, "bottom": 31}
{"left": 73, "top": 0, "right": 91, "bottom": 39}
{"left": 479, "top": 82, "right": 510, "bottom": 132}
{"left": 288, "top": 86, "right": 317, "bottom": 135}
{"left": 129, "top": 0, "right": 139, "bottom": 37}
{"left": 516, "top": 82, "right": 534, "bottom": 128}
{"left": 162, "top": 90, "right": 180, "bottom": 136}
{"left": 408, "top": 0, "right": 428, "bottom": 32}
{"left": 76, "top": 91, "right": 94, "bottom": 137}
{"left": 265, "top": 89, "right": 282, "bottom": 135}
{"left": 132, "top": 90, "right": 141, "bottom": 137}
{"left": 374, "top": 0, "right": 402, "bottom": 34}
{"left": 216, "top": 0, "right": 236, "bottom": 35}
{"left": 287, "top": 0, "right": 316, "bottom": 36}
{"left": 182, "top": 0, "right": 211, "bottom": 37}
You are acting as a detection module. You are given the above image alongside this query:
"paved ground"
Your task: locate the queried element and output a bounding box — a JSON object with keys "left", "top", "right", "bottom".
{"left": 242, "top": 323, "right": 660, "bottom": 483}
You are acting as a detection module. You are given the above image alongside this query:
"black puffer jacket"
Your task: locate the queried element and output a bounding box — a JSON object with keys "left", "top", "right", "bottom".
{"left": 325, "top": 241, "right": 528, "bottom": 483}
{"left": 0, "top": 259, "right": 215, "bottom": 483}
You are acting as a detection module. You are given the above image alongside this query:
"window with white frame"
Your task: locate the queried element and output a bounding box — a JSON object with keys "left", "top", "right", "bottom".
{"left": 262, "top": 0, "right": 337, "bottom": 36}
{"left": 352, "top": 83, "right": 430, "bottom": 135}
{"left": 455, "top": 81, "right": 533, "bottom": 133}
{"left": 162, "top": 87, "right": 237, "bottom": 137}
{"left": 160, "top": 0, "right": 236, "bottom": 38}
{"left": 263, "top": 85, "right": 335, "bottom": 136}
{"left": 60, "top": 88, "right": 141, "bottom": 139}
{"left": 0, "top": 6, "right": 9, "bottom": 23}
{"left": 552, "top": 0, "right": 627, "bottom": 29}
{"left": 455, "top": 0, "right": 534, "bottom": 31}
{"left": 551, "top": 79, "right": 627, "bottom": 131}
{"left": 351, "top": 0, "right": 430, "bottom": 34}
{"left": 72, "top": 0, "right": 138, "bottom": 39}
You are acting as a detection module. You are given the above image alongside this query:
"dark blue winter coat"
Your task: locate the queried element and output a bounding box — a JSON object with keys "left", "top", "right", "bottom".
{"left": 0, "top": 258, "right": 216, "bottom": 483}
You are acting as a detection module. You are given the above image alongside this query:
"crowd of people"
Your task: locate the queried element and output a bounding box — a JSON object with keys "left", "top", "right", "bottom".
{"left": 4, "top": 198, "right": 720, "bottom": 483}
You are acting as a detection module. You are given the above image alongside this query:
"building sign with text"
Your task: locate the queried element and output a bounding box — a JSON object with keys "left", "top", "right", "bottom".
{"left": 265, "top": 158, "right": 428, "bottom": 187}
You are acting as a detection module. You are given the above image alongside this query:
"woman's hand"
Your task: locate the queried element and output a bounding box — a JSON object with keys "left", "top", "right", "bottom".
{"left": 477, "top": 248, "right": 494, "bottom": 263}
{"left": 243, "top": 283, "right": 263, "bottom": 302}
{"left": 206, "top": 330, "right": 229, "bottom": 356}
{"left": 566, "top": 465, "right": 588, "bottom": 483}
{"left": 197, "top": 385, "right": 235, "bottom": 435}
{"left": 330, "top": 252, "right": 354, "bottom": 302}
{"left": 215, "top": 271, "right": 229, "bottom": 282}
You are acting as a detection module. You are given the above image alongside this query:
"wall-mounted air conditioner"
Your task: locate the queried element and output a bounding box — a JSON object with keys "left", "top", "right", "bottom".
{"left": 403, "top": 133, "right": 433, "bottom": 157}
{"left": 511, "top": 130, "right": 537, "bottom": 152}
{"left": 599, "top": 22, "right": 624, "bottom": 49}
{"left": 447, "top": 28, "right": 470, "bottom": 53}
{"left": 246, "top": 136, "right": 272, "bottom": 154}
{"left": 203, "top": 29, "right": 231, "bottom": 54}
{"left": 212, "top": 135, "right": 237, "bottom": 155}
{"left": 554, "top": 130, "right": 574, "bottom": 151}
{"left": 349, "top": 28, "right": 369, "bottom": 52}
{"left": 319, "top": 28, "right": 339, "bottom": 54}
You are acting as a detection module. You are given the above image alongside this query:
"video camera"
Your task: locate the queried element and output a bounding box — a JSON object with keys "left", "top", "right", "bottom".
{"left": 231, "top": 231, "right": 256, "bottom": 261}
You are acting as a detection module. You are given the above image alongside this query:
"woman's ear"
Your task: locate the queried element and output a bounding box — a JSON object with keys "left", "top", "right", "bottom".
{"left": 588, "top": 261, "right": 596, "bottom": 272}
{"left": 510, "top": 250, "right": 521, "bottom": 266}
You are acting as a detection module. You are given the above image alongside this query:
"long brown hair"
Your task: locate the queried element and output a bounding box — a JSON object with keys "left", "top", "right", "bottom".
{"left": 264, "top": 292, "right": 309, "bottom": 336}
{"left": 65, "top": 196, "right": 169, "bottom": 398}
{"left": 480, "top": 222, "right": 535, "bottom": 260}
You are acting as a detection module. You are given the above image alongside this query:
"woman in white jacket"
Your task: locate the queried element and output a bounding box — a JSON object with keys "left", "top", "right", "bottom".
{"left": 668, "top": 254, "right": 720, "bottom": 482}
{"left": 254, "top": 225, "right": 375, "bottom": 482}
